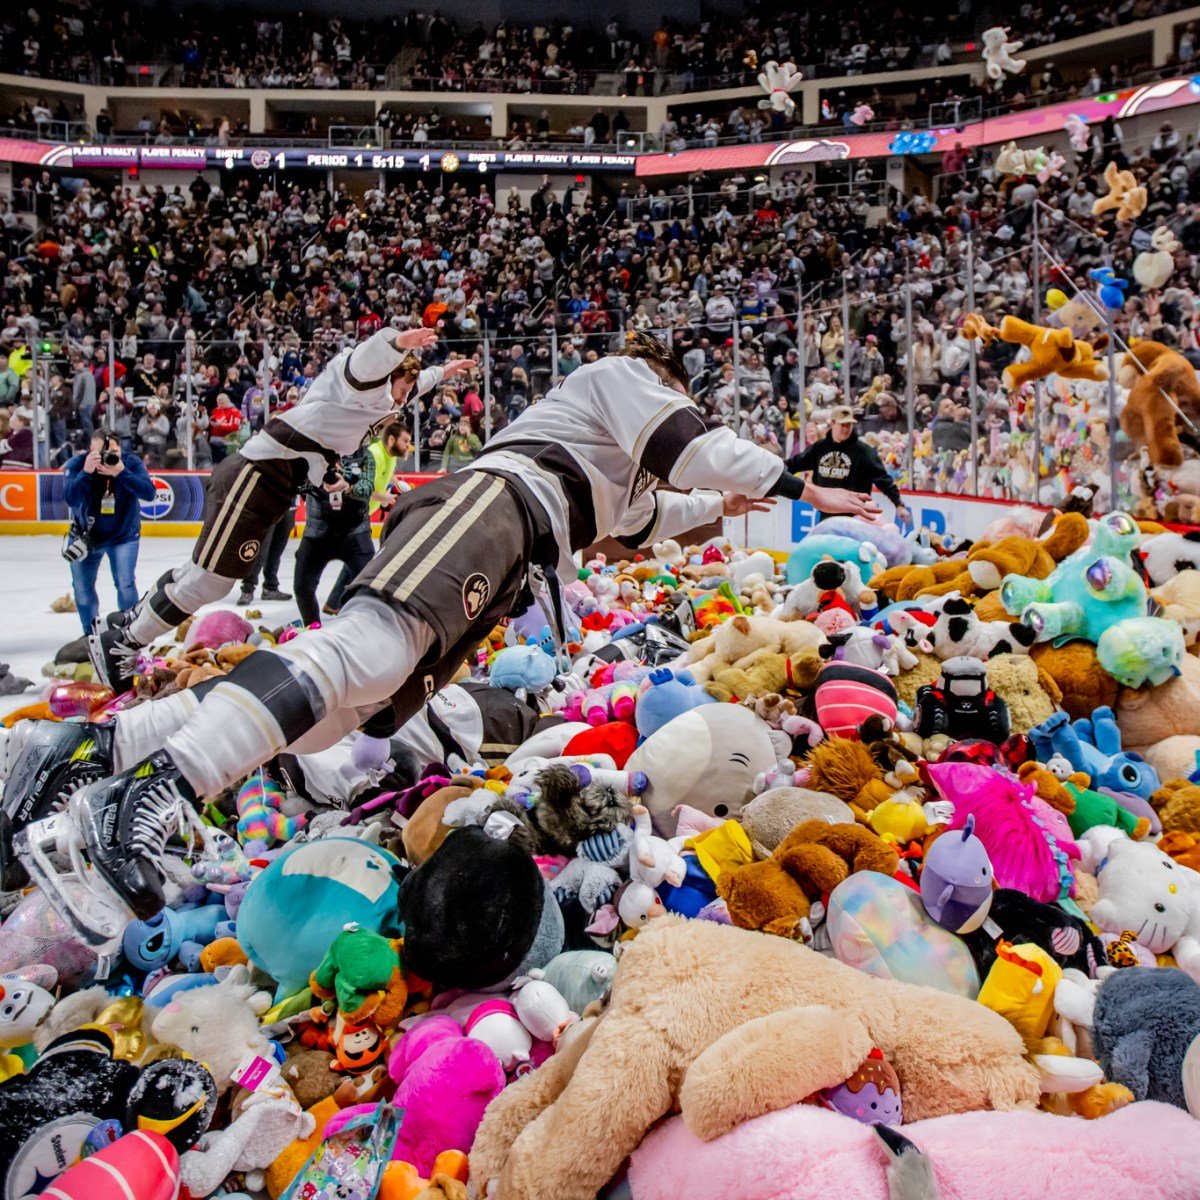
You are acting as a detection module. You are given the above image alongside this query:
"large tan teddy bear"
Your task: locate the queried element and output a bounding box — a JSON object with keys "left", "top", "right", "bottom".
{"left": 683, "top": 613, "right": 824, "bottom": 684}
{"left": 1116, "top": 651, "right": 1200, "bottom": 780}
{"left": 470, "top": 918, "right": 1039, "bottom": 1200}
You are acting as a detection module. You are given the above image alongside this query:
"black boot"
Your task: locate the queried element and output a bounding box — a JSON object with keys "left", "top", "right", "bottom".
{"left": 70, "top": 750, "right": 199, "bottom": 921}
{"left": 0, "top": 720, "right": 115, "bottom": 890}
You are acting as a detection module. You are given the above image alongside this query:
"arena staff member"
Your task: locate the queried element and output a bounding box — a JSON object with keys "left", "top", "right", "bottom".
{"left": 90, "top": 328, "right": 473, "bottom": 693}
{"left": 16, "top": 335, "right": 880, "bottom": 935}
{"left": 786, "top": 405, "right": 911, "bottom": 525}
{"left": 62, "top": 432, "right": 156, "bottom": 635}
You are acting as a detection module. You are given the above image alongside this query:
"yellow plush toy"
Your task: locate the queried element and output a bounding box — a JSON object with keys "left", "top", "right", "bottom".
{"left": 977, "top": 941, "right": 1062, "bottom": 1042}
{"left": 1152, "top": 569, "right": 1200, "bottom": 649}
{"left": 962, "top": 314, "right": 1109, "bottom": 389}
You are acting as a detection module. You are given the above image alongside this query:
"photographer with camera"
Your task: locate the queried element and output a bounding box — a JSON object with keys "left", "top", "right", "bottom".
{"left": 62, "top": 431, "right": 156, "bottom": 635}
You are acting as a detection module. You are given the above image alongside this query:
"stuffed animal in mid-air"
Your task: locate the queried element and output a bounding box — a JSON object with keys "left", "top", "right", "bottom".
{"left": 981, "top": 27, "right": 1026, "bottom": 80}
{"left": 757, "top": 60, "right": 803, "bottom": 119}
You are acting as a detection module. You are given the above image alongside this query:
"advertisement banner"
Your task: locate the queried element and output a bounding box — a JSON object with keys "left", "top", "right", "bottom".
{"left": 724, "top": 491, "right": 1051, "bottom": 551}
{"left": 0, "top": 470, "right": 440, "bottom": 533}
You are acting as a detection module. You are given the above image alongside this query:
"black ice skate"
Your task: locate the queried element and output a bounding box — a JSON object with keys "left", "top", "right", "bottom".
{"left": 16, "top": 751, "right": 198, "bottom": 947}
{"left": 0, "top": 720, "right": 114, "bottom": 890}
{"left": 88, "top": 617, "right": 141, "bottom": 694}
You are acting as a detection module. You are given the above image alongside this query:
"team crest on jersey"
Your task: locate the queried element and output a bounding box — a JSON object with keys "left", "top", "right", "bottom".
{"left": 631, "top": 466, "right": 654, "bottom": 501}
{"left": 462, "top": 572, "right": 491, "bottom": 619}
{"left": 238, "top": 539, "right": 261, "bottom": 563}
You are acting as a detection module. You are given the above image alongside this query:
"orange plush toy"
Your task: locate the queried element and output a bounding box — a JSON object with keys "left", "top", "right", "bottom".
{"left": 1091, "top": 161, "right": 1147, "bottom": 222}
{"left": 962, "top": 314, "right": 1108, "bottom": 389}
{"left": 1117, "top": 340, "right": 1200, "bottom": 467}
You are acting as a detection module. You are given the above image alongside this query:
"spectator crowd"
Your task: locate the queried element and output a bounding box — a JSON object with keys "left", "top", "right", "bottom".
{"left": 3, "top": 75, "right": 1200, "bottom": 513}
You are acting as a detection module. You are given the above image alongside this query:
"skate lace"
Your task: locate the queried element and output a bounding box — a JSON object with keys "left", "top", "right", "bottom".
{"left": 129, "top": 778, "right": 186, "bottom": 860}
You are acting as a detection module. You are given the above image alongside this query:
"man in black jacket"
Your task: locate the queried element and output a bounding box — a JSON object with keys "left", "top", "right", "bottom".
{"left": 786, "top": 405, "right": 910, "bottom": 524}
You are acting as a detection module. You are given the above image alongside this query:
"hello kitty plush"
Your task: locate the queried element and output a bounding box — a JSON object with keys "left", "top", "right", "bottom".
{"left": 981, "top": 27, "right": 1026, "bottom": 80}
{"left": 1091, "top": 837, "right": 1200, "bottom": 982}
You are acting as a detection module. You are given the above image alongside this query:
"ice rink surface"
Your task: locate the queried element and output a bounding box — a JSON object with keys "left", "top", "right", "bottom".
{"left": 0, "top": 535, "right": 305, "bottom": 716}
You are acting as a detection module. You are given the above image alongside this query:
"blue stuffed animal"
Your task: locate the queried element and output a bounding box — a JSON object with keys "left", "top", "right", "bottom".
{"left": 1029, "top": 707, "right": 1160, "bottom": 799}
{"left": 1000, "top": 511, "right": 1148, "bottom": 645}
{"left": 122, "top": 903, "right": 228, "bottom": 974}
{"left": 489, "top": 644, "right": 558, "bottom": 694}
{"left": 634, "top": 667, "right": 716, "bottom": 739}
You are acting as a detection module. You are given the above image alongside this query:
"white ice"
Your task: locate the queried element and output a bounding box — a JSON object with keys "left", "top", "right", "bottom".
{"left": 0, "top": 535, "right": 307, "bottom": 717}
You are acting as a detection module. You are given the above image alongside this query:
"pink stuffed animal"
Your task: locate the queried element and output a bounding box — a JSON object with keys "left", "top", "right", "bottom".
{"left": 322, "top": 1014, "right": 504, "bottom": 1175}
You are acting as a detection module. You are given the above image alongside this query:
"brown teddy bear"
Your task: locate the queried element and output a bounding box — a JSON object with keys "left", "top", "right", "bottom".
{"left": 1149, "top": 778, "right": 1200, "bottom": 836}
{"left": 1116, "top": 651, "right": 1200, "bottom": 781}
{"left": 871, "top": 513, "right": 1088, "bottom": 603}
{"left": 1031, "top": 641, "right": 1119, "bottom": 722}
{"left": 1118, "top": 340, "right": 1200, "bottom": 468}
{"left": 706, "top": 645, "right": 822, "bottom": 704}
{"left": 1015, "top": 761, "right": 1078, "bottom": 818}
{"left": 469, "top": 918, "right": 1040, "bottom": 1200}
{"left": 716, "top": 819, "right": 898, "bottom": 939}
{"left": 1159, "top": 829, "right": 1200, "bottom": 871}
{"left": 1164, "top": 494, "right": 1200, "bottom": 524}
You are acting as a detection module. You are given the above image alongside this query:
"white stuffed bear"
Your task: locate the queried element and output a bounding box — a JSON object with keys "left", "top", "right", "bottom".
{"left": 1133, "top": 226, "right": 1181, "bottom": 290}
{"left": 756, "top": 59, "right": 803, "bottom": 119}
{"left": 1090, "top": 837, "right": 1200, "bottom": 982}
{"left": 981, "top": 26, "right": 1026, "bottom": 80}
{"left": 994, "top": 140, "right": 1039, "bottom": 176}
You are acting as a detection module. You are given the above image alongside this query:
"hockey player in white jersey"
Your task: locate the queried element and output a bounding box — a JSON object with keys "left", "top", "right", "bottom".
{"left": 16, "top": 334, "right": 884, "bottom": 944}
{"left": 89, "top": 326, "right": 473, "bottom": 693}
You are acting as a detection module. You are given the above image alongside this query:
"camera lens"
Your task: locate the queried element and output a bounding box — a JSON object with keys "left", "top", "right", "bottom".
{"left": 103, "top": 451, "right": 120, "bottom": 466}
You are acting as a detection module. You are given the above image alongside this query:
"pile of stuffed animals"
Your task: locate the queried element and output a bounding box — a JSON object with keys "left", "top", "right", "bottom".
{"left": 5, "top": 508, "right": 1200, "bottom": 1200}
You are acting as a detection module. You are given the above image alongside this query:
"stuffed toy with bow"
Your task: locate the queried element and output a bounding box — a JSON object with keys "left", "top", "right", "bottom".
{"left": 757, "top": 60, "right": 803, "bottom": 119}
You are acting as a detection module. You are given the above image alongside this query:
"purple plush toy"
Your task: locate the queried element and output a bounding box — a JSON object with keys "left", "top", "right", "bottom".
{"left": 821, "top": 1048, "right": 902, "bottom": 1126}
{"left": 920, "top": 814, "right": 994, "bottom": 934}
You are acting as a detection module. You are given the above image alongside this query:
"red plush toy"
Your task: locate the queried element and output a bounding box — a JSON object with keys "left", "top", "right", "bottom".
{"left": 37, "top": 1130, "right": 180, "bottom": 1200}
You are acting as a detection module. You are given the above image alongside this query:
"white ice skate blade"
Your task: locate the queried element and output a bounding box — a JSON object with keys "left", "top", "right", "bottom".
{"left": 16, "top": 811, "right": 128, "bottom": 952}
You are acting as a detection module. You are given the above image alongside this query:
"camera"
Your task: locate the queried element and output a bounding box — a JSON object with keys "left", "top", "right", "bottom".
{"left": 102, "top": 449, "right": 121, "bottom": 467}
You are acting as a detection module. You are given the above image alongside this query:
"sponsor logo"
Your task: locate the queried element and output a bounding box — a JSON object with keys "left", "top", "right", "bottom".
{"left": 139, "top": 475, "right": 175, "bottom": 520}
{"left": 238, "top": 539, "right": 261, "bottom": 563}
{"left": 462, "top": 572, "right": 491, "bottom": 619}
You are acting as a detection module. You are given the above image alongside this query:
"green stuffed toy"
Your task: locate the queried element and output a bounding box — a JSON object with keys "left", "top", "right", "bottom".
{"left": 1063, "top": 781, "right": 1151, "bottom": 841}
{"left": 309, "top": 924, "right": 408, "bottom": 1028}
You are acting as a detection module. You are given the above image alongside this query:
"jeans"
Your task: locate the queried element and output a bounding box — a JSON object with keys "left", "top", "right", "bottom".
{"left": 241, "top": 506, "right": 295, "bottom": 591}
{"left": 70, "top": 538, "right": 141, "bottom": 633}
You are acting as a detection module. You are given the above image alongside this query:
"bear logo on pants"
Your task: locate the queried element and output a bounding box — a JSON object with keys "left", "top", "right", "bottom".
{"left": 462, "top": 573, "right": 491, "bottom": 619}
{"left": 238, "top": 539, "right": 261, "bottom": 563}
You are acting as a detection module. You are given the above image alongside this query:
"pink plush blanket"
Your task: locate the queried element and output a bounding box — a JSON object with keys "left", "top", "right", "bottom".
{"left": 627, "top": 1102, "right": 1200, "bottom": 1200}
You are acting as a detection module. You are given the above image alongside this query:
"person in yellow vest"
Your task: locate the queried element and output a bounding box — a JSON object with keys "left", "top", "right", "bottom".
{"left": 323, "top": 419, "right": 412, "bottom": 614}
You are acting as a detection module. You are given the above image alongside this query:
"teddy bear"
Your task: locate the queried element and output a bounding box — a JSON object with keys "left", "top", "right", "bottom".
{"left": 1031, "top": 641, "right": 1119, "bottom": 721}
{"left": 1150, "top": 779, "right": 1200, "bottom": 836}
{"left": 705, "top": 645, "right": 822, "bottom": 704}
{"left": 1133, "top": 225, "right": 1181, "bottom": 289}
{"left": 871, "top": 513, "right": 1088, "bottom": 603}
{"left": 1164, "top": 494, "right": 1200, "bottom": 524}
{"left": 737, "top": 787, "right": 856, "bottom": 857}
{"left": 716, "top": 819, "right": 899, "bottom": 940}
{"left": 1118, "top": 339, "right": 1200, "bottom": 468}
{"left": 469, "top": 918, "right": 1041, "bottom": 1200}
{"left": 986, "top": 653, "right": 1062, "bottom": 732}
{"left": 962, "top": 313, "right": 1109, "bottom": 390}
{"left": 1092, "top": 160, "right": 1148, "bottom": 222}
{"left": 981, "top": 25, "right": 1025, "bottom": 79}
{"left": 684, "top": 614, "right": 825, "bottom": 685}
{"left": 1116, "top": 650, "right": 1200, "bottom": 781}
{"left": 1152, "top": 574, "right": 1200, "bottom": 655}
